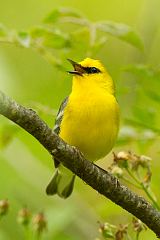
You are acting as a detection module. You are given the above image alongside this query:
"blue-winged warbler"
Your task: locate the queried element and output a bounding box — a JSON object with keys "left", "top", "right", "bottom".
{"left": 46, "top": 58, "right": 119, "bottom": 198}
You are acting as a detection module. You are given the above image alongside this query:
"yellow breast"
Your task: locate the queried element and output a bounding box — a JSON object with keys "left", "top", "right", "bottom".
{"left": 59, "top": 88, "right": 119, "bottom": 161}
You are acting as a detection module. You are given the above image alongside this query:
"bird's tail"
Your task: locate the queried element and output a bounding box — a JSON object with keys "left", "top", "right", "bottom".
{"left": 46, "top": 165, "right": 75, "bottom": 199}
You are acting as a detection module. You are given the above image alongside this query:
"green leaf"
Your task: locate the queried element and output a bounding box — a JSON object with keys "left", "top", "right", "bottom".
{"left": 30, "top": 27, "right": 70, "bottom": 49}
{"left": 44, "top": 9, "right": 60, "bottom": 24}
{"left": 97, "top": 21, "right": 143, "bottom": 50}
{"left": 44, "top": 30, "right": 70, "bottom": 49}
{"left": 44, "top": 7, "right": 83, "bottom": 24}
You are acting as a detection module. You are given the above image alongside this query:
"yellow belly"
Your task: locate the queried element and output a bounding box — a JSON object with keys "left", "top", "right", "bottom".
{"left": 59, "top": 91, "right": 119, "bottom": 161}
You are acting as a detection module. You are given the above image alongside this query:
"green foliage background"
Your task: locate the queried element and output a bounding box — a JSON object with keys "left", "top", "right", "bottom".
{"left": 0, "top": 0, "right": 160, "bottom": 239}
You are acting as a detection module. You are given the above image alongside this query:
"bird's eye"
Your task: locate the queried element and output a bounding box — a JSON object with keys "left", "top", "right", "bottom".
{"left": 90, "top": 67, "right": 99, "bottom": 73}
{"left": 85, "top": 67, "right": 101, "bottom": 74}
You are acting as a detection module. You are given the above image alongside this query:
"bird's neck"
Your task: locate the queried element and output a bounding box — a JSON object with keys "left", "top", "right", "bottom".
{"left": 71, "top": 77, "right": 115, "bottom": 96}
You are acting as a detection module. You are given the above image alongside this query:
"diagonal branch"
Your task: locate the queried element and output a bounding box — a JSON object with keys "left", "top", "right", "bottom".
{"left": 0, "top": 90, "right": 160, "bottom": 237}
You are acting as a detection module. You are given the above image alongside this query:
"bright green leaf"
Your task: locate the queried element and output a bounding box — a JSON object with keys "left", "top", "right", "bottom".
{"left": 44, "top": 31, "right": 70, "bottom": 49}
{"left": 44, "top": 7, "right": 83, "bottom": 24}
{"left": 97, "top": 21, "right": 143, "bottom": 50}
{"left": 44, "top": 9, "right": 60, "bottom": 24}
{"left": 30, "top": 27, "right": 70, "bottom": 49}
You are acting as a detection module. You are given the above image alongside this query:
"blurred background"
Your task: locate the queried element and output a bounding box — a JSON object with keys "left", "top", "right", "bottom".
{"left": 0, "top": 0, "right": 160, "bottom": 239}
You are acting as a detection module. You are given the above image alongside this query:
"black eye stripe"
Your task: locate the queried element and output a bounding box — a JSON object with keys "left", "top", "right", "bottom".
{"left": 84, "top": 67, "right": 101, "bottom": 74}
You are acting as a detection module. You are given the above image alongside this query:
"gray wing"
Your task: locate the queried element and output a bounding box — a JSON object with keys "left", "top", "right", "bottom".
{"left": 53, "top": 96, "right": 69, "bottom": 168}
{"left": 53, "top": 96, "right": 69, "bottom": 135}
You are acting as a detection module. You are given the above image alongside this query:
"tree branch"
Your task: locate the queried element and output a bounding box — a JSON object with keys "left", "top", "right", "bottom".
{"left": 0, "top": 90, "right": 160, "bottom": 237}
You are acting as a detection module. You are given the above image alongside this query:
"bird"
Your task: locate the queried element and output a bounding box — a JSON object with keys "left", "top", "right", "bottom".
{"left": 46, "top": 58, "right": 119, "bottom": 198}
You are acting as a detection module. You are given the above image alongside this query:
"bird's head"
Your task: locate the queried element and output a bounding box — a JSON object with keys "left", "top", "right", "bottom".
{"left": 67, "top": 58, "right": 115, "bottom": 94}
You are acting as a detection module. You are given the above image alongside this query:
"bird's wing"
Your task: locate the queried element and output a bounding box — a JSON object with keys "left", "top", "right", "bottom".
{"left": 46, "top": 96, "right": 75, "bottom": 197}
{"left": 53, "top": 96, "right": 69, "bottom": 135}
{"left": 53, "top": 96, "right": 69, "bottom": 168}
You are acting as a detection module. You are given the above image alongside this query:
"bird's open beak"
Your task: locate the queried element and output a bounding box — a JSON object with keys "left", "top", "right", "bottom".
{"left": 67, "top": 59, "right": 85, "bottom": 76}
